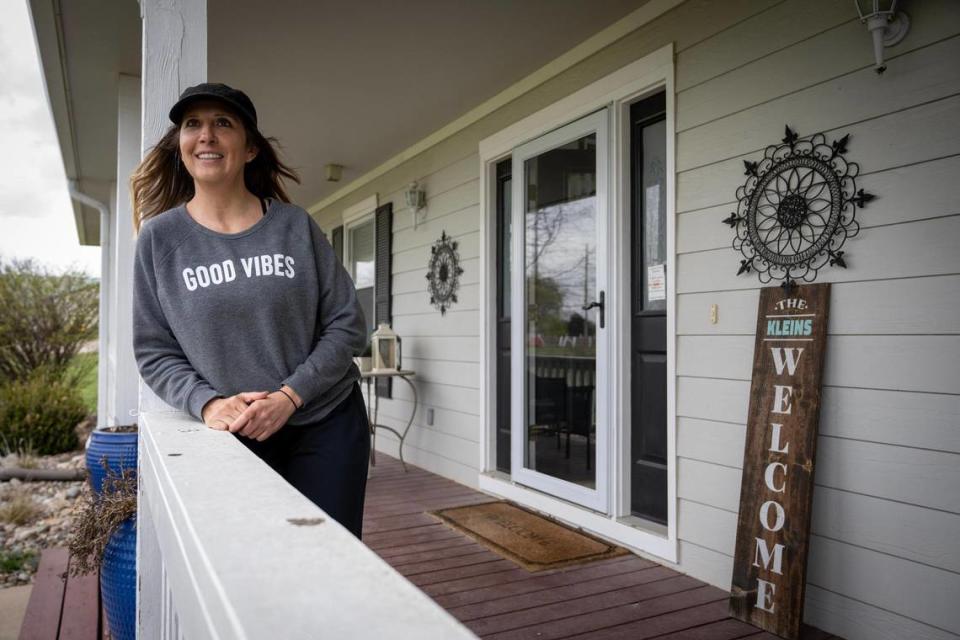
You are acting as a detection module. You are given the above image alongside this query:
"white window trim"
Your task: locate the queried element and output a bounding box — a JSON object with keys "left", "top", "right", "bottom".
{"left": 342, "top": 194, "right": 378, "bottom": 226}
{"left": 477, "top": 43, "right": 677, "bottom": 563}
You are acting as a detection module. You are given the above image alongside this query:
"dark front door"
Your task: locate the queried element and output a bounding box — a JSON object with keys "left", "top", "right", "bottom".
{"left": 630, "top": 91, "right": 668, "bottom": 524}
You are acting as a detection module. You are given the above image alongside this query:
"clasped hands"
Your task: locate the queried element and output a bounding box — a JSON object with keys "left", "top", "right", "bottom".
{"left": 200, "top": 385, "right": 303, "bottom": 441}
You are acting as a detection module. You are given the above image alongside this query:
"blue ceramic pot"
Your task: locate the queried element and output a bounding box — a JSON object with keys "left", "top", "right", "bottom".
{"left": 84, "top": 427, "right": 138, "bottom": 639}
{"left": 100, "top": 517, "right": 137, "bottom": 640}
{"left": 85, "top": 428, "right": 137, "bottom": 495}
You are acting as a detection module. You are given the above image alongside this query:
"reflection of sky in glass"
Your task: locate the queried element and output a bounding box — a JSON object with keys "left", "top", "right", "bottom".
{"left": 350, "top": 220, "right": 375, "bottom": 288}
{"left": 354, "top": 260, "right": 375, "bottom": 288}
{"left": 526, "top": 196, "right": 596, "bottom": 319}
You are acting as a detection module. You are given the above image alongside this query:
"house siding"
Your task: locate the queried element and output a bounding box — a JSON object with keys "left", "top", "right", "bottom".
{"left": 315, "top": 1, "right": 960, "bottom": 638}
{"left": 672, "top": 2, "right": 960, "bottom": 638}
{"left": 357, "top": 152, "right": 484, "bottom": 489}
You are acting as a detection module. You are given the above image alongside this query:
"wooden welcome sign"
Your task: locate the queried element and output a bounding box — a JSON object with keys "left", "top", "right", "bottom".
{"left": 729, "top": 283, "right": 830, "bottom": 639}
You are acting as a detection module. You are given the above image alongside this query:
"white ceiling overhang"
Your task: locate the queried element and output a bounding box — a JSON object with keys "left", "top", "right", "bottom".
{"left": 30, "top": 0, "right": 652, "bottom": 246}
{"left": 210, "top": 0, "right": 651, "bottom": 210}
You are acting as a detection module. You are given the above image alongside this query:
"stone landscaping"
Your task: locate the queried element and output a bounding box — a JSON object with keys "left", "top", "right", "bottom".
{"left": 0, "top": 450, "right": 88, "bottom": 587}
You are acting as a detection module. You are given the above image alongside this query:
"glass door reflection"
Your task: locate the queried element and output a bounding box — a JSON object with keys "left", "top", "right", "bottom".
{"left": 523, "top": 132, "right": 598, "bottom": 489}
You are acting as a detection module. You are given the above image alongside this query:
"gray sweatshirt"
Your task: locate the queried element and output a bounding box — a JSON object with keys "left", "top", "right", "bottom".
{"left": 132, "top": 197, "right": 367, "bottom": 425}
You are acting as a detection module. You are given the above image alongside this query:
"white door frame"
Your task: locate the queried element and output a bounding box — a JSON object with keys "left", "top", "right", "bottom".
{"left": 510, "top": 108, "right": 610, "bottom": 513}
{"left": 478, "top": 43, "right": 677, "bottom": 562}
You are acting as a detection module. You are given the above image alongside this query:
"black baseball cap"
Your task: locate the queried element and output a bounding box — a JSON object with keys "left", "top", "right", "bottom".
{"left": 168, "top": 82, "right": 258, "bottom": 129}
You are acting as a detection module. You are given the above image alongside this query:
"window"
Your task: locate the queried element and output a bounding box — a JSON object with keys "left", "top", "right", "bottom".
{"left": 347, "top": 218, "right": 376, "bottom": 337}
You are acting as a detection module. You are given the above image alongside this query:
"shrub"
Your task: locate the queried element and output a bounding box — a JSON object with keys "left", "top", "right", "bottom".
{"left": 0, "top": 256, "right": 98, "bottom": 384}
{"left": 0, "top": 488, "right": 43, "bottom": 526}
{"left": 0, "top": 549, "right": 38, "bottom": 574}
{"left": 0, "top": 366, "right": 89, "bottom": 455}
{"left": 0, "top": 433, "right": 40, "bottom": 468}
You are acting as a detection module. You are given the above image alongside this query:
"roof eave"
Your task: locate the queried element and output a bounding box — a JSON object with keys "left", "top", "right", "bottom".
{"left": 27, "top": 0, "right": 101, "bottom": 246}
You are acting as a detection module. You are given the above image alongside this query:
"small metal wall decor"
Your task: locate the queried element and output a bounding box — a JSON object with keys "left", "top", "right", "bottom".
{"left": 723, "top": 125, "right": 873, "bottom": 289}
{"left": 425, "top": 230, "right": 464, "bottom": 315}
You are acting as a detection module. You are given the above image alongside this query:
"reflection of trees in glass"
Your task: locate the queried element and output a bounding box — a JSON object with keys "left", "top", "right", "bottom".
{"left": 525, "top": 202, "right": 568, "bottom": 274}
{"left": 526, "top": 198, "right": 596, "bottom": 340}
{"left": 566, "top": 312, "right": 595, "bottom": 337}
{"left": 529, "top": 276, "right": 566, "bottom": 338}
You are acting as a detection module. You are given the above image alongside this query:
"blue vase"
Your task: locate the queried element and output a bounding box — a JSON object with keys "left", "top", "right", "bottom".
{"left": 85, "top": 427, "right": 138, "bottom": 638}
{"left": 100, "top": 517, "right": 137, "bottom": 640}
{"left": 85, "top": 428, "right": 138, "bottom": 495}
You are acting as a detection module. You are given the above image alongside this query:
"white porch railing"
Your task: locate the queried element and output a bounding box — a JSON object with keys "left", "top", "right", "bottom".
{"left": 136, "top": 409, "right": 477, "bottom": 639}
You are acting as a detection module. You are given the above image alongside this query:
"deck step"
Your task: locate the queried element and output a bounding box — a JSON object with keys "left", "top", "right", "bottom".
{"left": 17, "top": 547, "right": 100, "bottom": 640}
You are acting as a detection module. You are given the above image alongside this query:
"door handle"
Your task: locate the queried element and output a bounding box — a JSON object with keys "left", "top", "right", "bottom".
{"left": 581, "top": 290, "right": 605, "bottom": 329}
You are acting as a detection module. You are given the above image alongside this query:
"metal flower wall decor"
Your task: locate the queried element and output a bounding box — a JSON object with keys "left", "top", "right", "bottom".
{"left": 722, "top": 125, "right": 873, "bottom": 289}
{"left": 425, "top": 230, "right": 464, "bottom": 315}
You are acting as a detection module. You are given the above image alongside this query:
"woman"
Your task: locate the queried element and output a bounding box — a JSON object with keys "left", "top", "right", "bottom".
{"left": 130, "top": 82, "right": 371, "bottom": 538}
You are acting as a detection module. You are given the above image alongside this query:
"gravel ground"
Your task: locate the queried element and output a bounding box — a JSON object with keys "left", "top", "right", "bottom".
{"left": 0, "top": 450, "right": 88, "bottom": 588}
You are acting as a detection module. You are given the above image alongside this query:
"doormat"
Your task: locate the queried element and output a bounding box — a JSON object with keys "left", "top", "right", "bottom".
{"left": 430, "top": 501, "right": 629, "bottom": 572}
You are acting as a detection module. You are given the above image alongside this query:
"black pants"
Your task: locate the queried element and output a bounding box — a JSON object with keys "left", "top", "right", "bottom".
{"left": 235, "top": 383, "right": 370, "bottom": 539}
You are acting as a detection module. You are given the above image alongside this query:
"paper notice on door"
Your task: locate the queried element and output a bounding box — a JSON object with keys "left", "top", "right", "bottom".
{"left": 647, "top": 263, "right": 666, "bottom": 301}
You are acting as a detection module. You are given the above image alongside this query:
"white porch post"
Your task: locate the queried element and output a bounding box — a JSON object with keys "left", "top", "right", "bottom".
{"left": 137, "top": 1, "right": 206, "bottom": 635}
{"left": 106, "top": 187, "right": 118, "bottom": 423}
{"left": 107, "top": 73, "right": 142, "bottom": 427}
{"left": 137, "top": 0, "right": 206, "bottom": 414}
{"left": 96, "top": 195, "right": 112, "bottom": 428}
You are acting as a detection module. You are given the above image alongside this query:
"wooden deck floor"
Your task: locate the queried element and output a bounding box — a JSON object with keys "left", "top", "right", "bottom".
{"left": 363, "top": 455, "right": 842, "bottom": 640}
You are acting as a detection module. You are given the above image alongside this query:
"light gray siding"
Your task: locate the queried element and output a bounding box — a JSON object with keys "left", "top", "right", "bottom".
{"left": 673, "top": 1, "right": 960, "bottom": 638}
{"left": 348, "top": 152, "right": 483, "bottom": 489}
{"left": 315, "top": 1, "right": 960, "bottom": 637}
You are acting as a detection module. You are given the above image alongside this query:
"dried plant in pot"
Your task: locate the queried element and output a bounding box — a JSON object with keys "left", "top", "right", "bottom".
{"left": 68, "top": 462, "right": 136, "bottom": 573}
{"left": 69, "top": 458, "right": 137, "bottom": 640}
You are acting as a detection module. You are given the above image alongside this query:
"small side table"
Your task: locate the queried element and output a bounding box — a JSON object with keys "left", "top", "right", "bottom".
{"left": 360, "top": 369, "right": 416, "bottom": 472}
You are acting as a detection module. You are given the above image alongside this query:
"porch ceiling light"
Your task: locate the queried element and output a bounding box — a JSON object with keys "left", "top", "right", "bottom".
{"left": 854, "top": 0, "right": 910, "bottom": 74}
{"left": 405, "top": 180, "right": 427, "bottom": 229}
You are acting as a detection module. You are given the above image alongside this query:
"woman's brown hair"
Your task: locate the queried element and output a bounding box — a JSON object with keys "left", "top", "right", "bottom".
{"left": 130, "top": 110, "right": 301, "bottom": 233}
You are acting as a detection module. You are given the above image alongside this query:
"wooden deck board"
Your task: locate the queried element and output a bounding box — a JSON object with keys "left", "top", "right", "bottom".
{"left": 564, "top": 600, "right": 735, "bottom": 639}
{"left": 16, "top": 548, "right": 101, "bottom": 640}
{"left": 365, "top": 494, "right": 495, "bottom": 519}
{"left": 365, "top": 525, "right": 466, "bottom": 550}
{"left": 484, "top": 585, "right": 726, "bottom": 640}
{"left": 379, "top": 538, "right": 481, "bottom": 562}
{"left": 59, "top": 556, "right": 100, "bottom": 639}
{"left": 432, "top": 556, "right": 654, "bottom": 609}
{"left": 395, "top": 550, "right": 508, "bottom": 578}
{"left": 467, "top": 574, "right": 706, "bottom": 636}
{"left": 364, "top": 454, "right": 843, "bottom": 640}
{"left": 627, "top": 613, "right": 760, "bottom": 640}
{"left": 409, "top": 558, "right": 520, "bottom": 588}
{"left": 450, "top": 566, "right": 683, "bottom": 623}
{"left": 18, "top": 547, "right": 68, "bottom": 639}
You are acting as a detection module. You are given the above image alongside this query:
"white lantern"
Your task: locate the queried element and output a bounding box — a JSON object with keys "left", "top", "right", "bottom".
{"left": 405, "top": 181, "right": 427, "bottom": 229}
{"left": 371, "top": 323, "right": 401, "bottom": 371}
{"left": 854, "top": 0, "right": 910, "bottom": 74}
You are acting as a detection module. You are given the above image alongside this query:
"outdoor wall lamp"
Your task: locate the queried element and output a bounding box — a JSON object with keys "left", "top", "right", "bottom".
{"left": 854, "top": 0, "right": 910, "bottom": 74}
{"left": 405, "top": 180, "right": 427, "bottom": 229}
